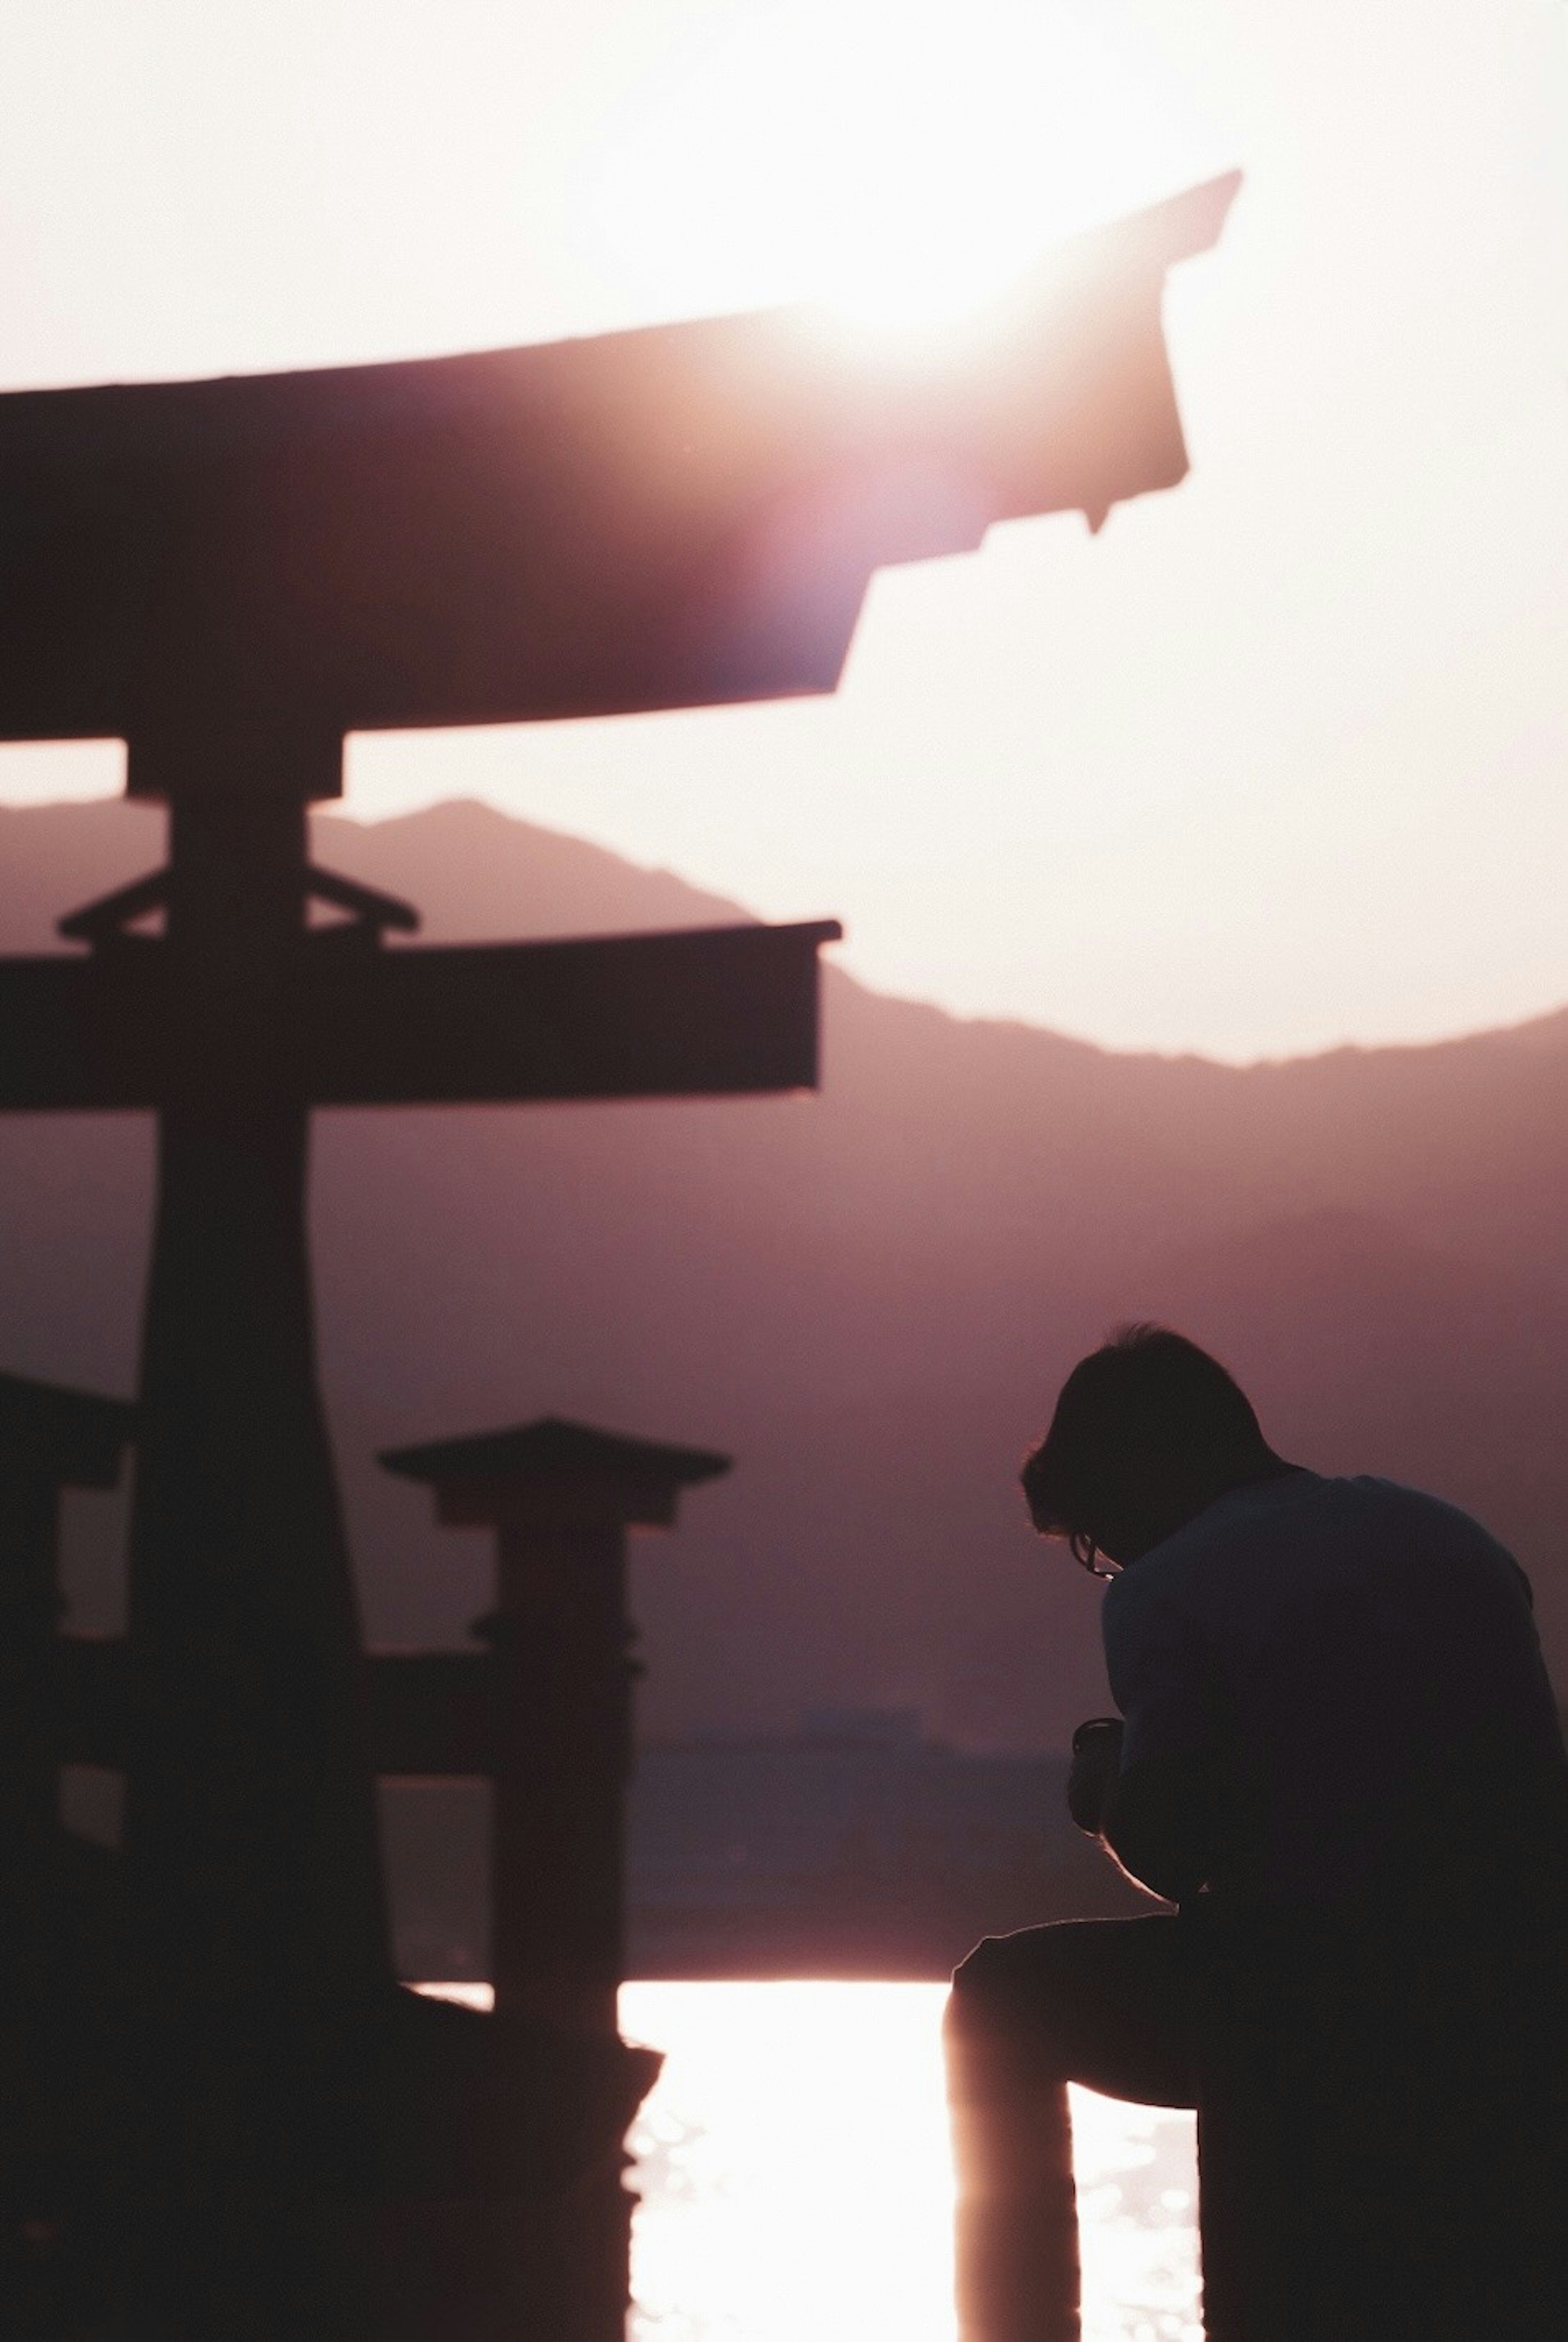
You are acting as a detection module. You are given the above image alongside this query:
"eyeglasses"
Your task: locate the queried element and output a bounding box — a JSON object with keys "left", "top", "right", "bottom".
{"left": 1069, "top": 1528, "right": 1119, "bottom": 1581}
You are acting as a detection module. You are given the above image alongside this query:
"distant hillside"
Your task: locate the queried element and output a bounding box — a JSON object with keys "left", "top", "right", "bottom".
{"left": 3, "top": 795, "right": 1567, "bottom": 1753}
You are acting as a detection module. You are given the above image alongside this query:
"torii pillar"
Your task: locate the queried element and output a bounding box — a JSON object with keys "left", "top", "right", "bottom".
{"left": 381, "top": 1417, "right": 729, "bottom": 2037}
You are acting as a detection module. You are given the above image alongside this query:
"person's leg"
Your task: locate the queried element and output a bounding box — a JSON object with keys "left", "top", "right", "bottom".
{"left": 945, "top": 1918, "right": 1197, "bottom": 2342}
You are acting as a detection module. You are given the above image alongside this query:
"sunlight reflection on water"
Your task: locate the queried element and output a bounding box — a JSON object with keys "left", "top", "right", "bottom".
{"left": 418, "top": 1980, "right": 1200, "bottom": 2340}
{"left": 620, "top": 1981, "right": 1201, "bottom": 2342}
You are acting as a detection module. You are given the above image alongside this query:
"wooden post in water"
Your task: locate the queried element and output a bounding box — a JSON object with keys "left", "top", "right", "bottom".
{"left": 380, "top": 1417, "right": 730, "bottom": 2035}
{"left": 381, "top": 1416, "right": 729, "bottom": 2342}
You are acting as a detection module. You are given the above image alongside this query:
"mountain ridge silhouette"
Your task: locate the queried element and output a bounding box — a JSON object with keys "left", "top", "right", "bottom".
{"left": 2, "top": 794, "right": 1565, "bottom": 1751}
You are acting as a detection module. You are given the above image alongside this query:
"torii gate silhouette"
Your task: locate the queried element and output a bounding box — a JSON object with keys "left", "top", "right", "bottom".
{"left": 0, "top": 174, "right": 1236, "bottom": 2018}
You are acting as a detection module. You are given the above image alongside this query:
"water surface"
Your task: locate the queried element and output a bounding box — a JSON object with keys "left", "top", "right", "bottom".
{"left": 623, "top": 1980, "right": 1200, "bottom": 2342}
{"left": 421, "top": 1979, "right": 1200, "bottom": 2342}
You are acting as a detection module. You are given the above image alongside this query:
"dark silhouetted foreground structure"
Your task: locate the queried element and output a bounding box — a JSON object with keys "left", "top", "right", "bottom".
{"left": 0, "top": 176, "right": 1237, "bottom": 2337}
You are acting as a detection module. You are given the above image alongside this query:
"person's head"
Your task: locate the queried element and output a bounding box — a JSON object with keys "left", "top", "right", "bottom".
{"left": 1020, "top": 1324, "right": 1289, "bottom": 1574}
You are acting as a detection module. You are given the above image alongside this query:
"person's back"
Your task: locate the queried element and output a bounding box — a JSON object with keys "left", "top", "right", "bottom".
{"left": 1103, "top": 1468, "right": 1568, "bottom": 1919}
{"left": 1105, "top": 1468, "right": 1568, "bottom": 2338}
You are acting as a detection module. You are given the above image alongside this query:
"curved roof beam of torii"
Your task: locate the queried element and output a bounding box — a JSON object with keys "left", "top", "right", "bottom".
{"left": 0, "top": 172, "right": 1241, "bottom": 791}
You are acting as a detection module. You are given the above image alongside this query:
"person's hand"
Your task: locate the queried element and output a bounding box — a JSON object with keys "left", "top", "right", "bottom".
{"left": 1067, "top": 1716, "right": 1124, "bottom": 1835}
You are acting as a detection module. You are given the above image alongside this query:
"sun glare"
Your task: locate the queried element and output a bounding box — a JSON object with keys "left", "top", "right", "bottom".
{"left": 618, "top": 1980, "right": 1201, "bottom": 2342}
{"left": 582, "top": 0, "right": 1220, "bottom": 332}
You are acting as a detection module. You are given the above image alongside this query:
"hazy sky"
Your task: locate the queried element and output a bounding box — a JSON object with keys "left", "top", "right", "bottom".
{"left": 1, "top": 0, "right": 1564, "bottom": 1059}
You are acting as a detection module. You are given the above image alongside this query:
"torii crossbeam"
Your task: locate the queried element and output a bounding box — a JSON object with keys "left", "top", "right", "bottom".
{"left": 0, "top": 174, "right": 1237, "bottom": 2019}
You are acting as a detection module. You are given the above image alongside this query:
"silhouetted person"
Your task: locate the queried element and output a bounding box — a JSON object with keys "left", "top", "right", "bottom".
{"left": 946, "top": 1325, "right": 1568, "bottom": 2342}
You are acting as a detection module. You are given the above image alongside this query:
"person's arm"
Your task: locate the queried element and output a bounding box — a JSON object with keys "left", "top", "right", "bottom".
{"left": 1102, "top": 1748, "right": 1221, "bottom": 1905}
{"left": 1098, "top": 1570, "right": 1229, "bottom": 1905}
{"left": 1066, "top": 1717, "right": 1123, "bottom": 1834}
{"left": 1067, "top": 1724, "right": 1217, "bottom": 1902}
{"left": 1067, "top": 1719, "right": 1218, "bottom": 1903}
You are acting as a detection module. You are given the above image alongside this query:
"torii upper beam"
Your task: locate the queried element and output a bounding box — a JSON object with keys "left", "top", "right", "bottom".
{"left": 0, "top": 174, "right": 1238, "bottom": 775}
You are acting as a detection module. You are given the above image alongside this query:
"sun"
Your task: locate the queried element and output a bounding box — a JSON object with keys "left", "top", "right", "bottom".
{"left": 579, "top": 0, "right": 1223, "bottom": 333}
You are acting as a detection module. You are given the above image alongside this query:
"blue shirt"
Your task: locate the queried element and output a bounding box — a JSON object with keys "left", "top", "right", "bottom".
{"left": 1102, "top": 1470, "right": 1568, "bottom": 1907}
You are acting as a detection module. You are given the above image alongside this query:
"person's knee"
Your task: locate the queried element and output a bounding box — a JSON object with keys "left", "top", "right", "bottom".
{"left": 949, "top": 1935, "right": 1017, "bottom": 2024}
{"left": 947, "top": 1931, "right": 1063, "bottom": 2059}
{"left": 947, "top": 1934, "right": 1080, "bottom": 2121}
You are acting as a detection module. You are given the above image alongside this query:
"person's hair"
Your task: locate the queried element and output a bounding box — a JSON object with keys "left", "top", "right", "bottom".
{"left": 1020, "top": 1324, "right": 1273, "bottom": 1540}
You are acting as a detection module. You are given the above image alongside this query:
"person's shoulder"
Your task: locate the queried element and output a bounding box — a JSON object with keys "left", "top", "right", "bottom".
{"left": 1114, "top": 1469, "right": 1499, "bottom": 1603}
{"left": 1336, "top": 1474, "right": 1508, "bottom": 1548}
{"left": 1321, "top": 1474, "right": 1529, "bottom": 1590}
